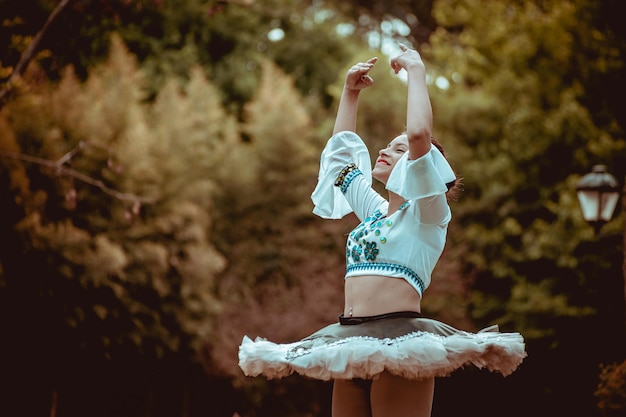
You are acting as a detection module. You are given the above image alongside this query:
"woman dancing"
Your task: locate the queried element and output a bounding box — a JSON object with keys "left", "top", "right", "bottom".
{"left": 239, "top": 44, "right": 526, "bottom": 417}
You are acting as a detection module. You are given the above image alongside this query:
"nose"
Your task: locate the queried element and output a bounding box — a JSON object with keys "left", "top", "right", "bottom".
{"left": 379, "top": 148, "right": 390, "bottom": 157}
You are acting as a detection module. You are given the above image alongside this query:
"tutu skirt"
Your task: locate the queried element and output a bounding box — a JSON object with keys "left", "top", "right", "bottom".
{"left": 238, "top": 311, "right": 526, "bottom": 381}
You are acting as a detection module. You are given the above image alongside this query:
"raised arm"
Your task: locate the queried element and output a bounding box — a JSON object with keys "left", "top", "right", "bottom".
{"left": 391, "top": 45, "right": 432, "bottom": 160}
{"left": 332, "top": 57, "right": 377, "bottom": 135}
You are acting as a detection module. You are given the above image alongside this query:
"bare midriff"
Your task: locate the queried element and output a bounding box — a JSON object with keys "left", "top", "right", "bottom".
{"left": 344, "top": 275, "right": 421, "bottom": 317}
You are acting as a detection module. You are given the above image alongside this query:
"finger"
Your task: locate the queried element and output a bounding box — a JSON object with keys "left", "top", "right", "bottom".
{"left": 354, "top": 63, "right": 373, "bottom": 71}
{"left": 366, "top": 57, "right": 378, "bottom": 64}
{"left": 360, "top": 75, "right": 373, "bottom": 82}
{"left": 398, "top": 44, "right": 408, "bottom": 52}
{"left": 350, "top": 66, "right": 369, "bottom": 76}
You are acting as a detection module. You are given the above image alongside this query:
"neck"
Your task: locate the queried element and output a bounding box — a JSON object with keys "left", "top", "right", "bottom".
{"left": 386, "top": 191, "right": 406, "bottom": 216}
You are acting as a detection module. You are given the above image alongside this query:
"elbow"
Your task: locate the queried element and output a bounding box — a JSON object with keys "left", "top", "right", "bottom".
{"left": 406, "top": 128, "right": 431, "bottom": 145}
{"left": 406, "top": 128, "right": 432, "bottom": 159}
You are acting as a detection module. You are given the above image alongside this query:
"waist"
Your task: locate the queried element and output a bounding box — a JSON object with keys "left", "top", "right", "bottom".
{"left": 344, "top": 275, "right": 422, "bottom": 317}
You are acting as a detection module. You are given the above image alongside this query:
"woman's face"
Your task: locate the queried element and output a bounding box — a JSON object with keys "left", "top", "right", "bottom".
{"left": 372, "top": 134, "right": 409, "bottom": 184}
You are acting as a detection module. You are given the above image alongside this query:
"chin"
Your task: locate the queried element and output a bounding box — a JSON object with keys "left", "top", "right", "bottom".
{"left": 372, "top": 171, "right": 388, "bottom": 184}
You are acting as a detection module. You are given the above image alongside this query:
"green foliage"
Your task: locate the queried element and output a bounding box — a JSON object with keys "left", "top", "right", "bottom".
{"left": 215, "top": 56, "right": 324, "bottom": 293}
{"left": 1, "top": 0, "right": 355, "bottom": 115}
{"left": 426, "top": 0, "right": 626, "bottom": 335}
{"left": 419, "top": 4, "right": 626, "bottom": 414}
{"left": 321, "top": 0, "right": 437, "bottom": 45}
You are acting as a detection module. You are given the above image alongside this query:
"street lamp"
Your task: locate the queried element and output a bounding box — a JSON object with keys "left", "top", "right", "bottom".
{"left": 576, "top": 165, "right": 626, "bottom": 411}
{"left": 576, "top": 165, "right": 620, "bottom": 235}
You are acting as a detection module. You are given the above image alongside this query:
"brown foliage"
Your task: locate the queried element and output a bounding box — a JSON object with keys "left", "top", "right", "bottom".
{"left": 210, "top": 218, "right": 349, "bottom": 378}
{"left": 596, "top": 360, "right": 626, "bottom": 416}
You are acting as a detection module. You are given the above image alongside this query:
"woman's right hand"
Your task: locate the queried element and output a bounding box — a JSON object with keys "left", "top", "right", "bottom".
{"left": 344, "top": 57, "right": 378, "bottom": 91}
{"left": 390, "top": 44, "right": 424, "bottom": 74}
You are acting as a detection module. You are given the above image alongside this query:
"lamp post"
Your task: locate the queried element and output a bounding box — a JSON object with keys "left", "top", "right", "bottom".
{"left": 575, "top": 165, "right": 620, "bottom": 235}
{"left": 576, "top": 164, "right": 625, "bottom": 334}
{"left": 576, "top": 165, "right": 626, "bottom": 415}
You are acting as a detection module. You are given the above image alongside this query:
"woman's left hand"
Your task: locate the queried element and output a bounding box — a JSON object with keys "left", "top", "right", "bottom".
{"left": 344, "top": 57, "right": 378, "bottom": 91}
{"left": 390, "top": 44, "right": 425, "bottom": 74}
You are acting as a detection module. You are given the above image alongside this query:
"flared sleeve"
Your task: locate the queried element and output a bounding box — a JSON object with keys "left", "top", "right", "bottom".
{"left": 311, "top": 131, "right": 373, "bottom": 219}
{"left": 385, "top": 144, "right": 456, "bottom": 201}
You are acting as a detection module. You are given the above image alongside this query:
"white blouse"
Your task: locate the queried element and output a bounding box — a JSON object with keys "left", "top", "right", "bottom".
{"left": 311, "top": 131, "right": 456, "bottom": 297}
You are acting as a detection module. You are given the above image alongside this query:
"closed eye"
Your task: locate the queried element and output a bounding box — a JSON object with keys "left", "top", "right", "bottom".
{"left": 384, "top": 142, "right": 408, "bottom": 154}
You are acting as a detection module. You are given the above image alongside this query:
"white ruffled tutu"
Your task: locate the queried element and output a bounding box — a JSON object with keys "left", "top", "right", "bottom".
{"left": 238, "top": 312, "right": 526, "bottom": 381}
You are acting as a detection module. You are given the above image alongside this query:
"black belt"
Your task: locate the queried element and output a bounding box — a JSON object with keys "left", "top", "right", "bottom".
{"left": 339, "top": 310, "right": 422, "bottom": 325}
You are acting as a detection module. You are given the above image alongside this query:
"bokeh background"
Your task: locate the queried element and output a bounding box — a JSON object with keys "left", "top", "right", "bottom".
{"left": 1, "top": 1, "right": 625, "bottom": 416}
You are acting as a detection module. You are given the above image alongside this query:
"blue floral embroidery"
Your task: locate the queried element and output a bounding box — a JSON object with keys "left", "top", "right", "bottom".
{"left": 364, "top": 241, "right": 379, "bottom": 261}
{"left": 351, "top": 245, "right": 362, "bottom": 262}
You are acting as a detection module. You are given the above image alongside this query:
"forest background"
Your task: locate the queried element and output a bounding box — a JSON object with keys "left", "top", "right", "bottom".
{"left": 1, "top": 0, "right": 625, "bottom": 416}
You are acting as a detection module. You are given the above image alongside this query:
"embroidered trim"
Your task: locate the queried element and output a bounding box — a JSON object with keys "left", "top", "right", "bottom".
{"left": 346, "top": 262, "right": 425, "bottom": 295}
{"left": 334, "top": 163, "right": 361, "bottom": 194}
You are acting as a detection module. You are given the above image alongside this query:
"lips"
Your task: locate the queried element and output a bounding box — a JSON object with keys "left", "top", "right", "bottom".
{"left": 377, "top": 158, "right": 390, "bottom": 165}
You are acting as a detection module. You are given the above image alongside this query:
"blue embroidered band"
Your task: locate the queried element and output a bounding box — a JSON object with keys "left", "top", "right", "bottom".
{"left": 346, "top": 262, "right": 426, "bottom": 295}
{"left": 334, "top": 163, "right": 362, "bottom": 194}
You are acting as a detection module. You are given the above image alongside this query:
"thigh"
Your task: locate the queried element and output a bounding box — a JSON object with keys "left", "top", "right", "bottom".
{"left": 370, "top": 373, "right": 434, "bottom": 417}
{"left": 332, "top": 379, "right": 372, "bottom": 417}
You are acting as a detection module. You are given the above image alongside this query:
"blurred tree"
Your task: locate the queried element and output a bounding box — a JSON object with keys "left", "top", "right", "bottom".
{"left": 0, "top": 0, "right": 355, "bottom": 113}
{"left": 322, "top": 0, "right": 436, "bottom": 46}
{"left": 596, "top": 361, "right": 626, "bottom": 416}
{"left": 0, "top": 0, "right": 72, "bottom": 106}
{"left": 209, "top": 57, "right": 348, "bottom": 416}
{"left": 0, "top": 0, "right": 624, "bottom": 416}
{"left": 422, "top": 0, "right": 626, "bottom": 416}
{"left": 0, "top": 35, "right": 234, "bottom": 416}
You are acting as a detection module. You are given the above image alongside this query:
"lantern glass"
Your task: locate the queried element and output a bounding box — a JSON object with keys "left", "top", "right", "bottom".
{"left": 576, "top": 165, "right": 620, "bottom": 229}
{"left": 600, "top": 191, "right": 620, "bottom": 221}
{"left": 577, "top": 189, "right": 601, "bottom": 222}
{"left": 576, "top": 189, "right": 619, "bottom": 222}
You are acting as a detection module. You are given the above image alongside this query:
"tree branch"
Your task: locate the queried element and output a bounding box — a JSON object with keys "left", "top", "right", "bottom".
{"left": 0, "top": 149, "right": 157, "bottom": 205}
{"left": 0, "top": 0, "right": 74, "bottom": 107}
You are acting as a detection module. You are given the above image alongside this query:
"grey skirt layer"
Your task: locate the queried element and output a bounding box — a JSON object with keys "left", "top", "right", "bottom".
{"left": 239, "top": 314, "right": 526, "bottom": 381}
